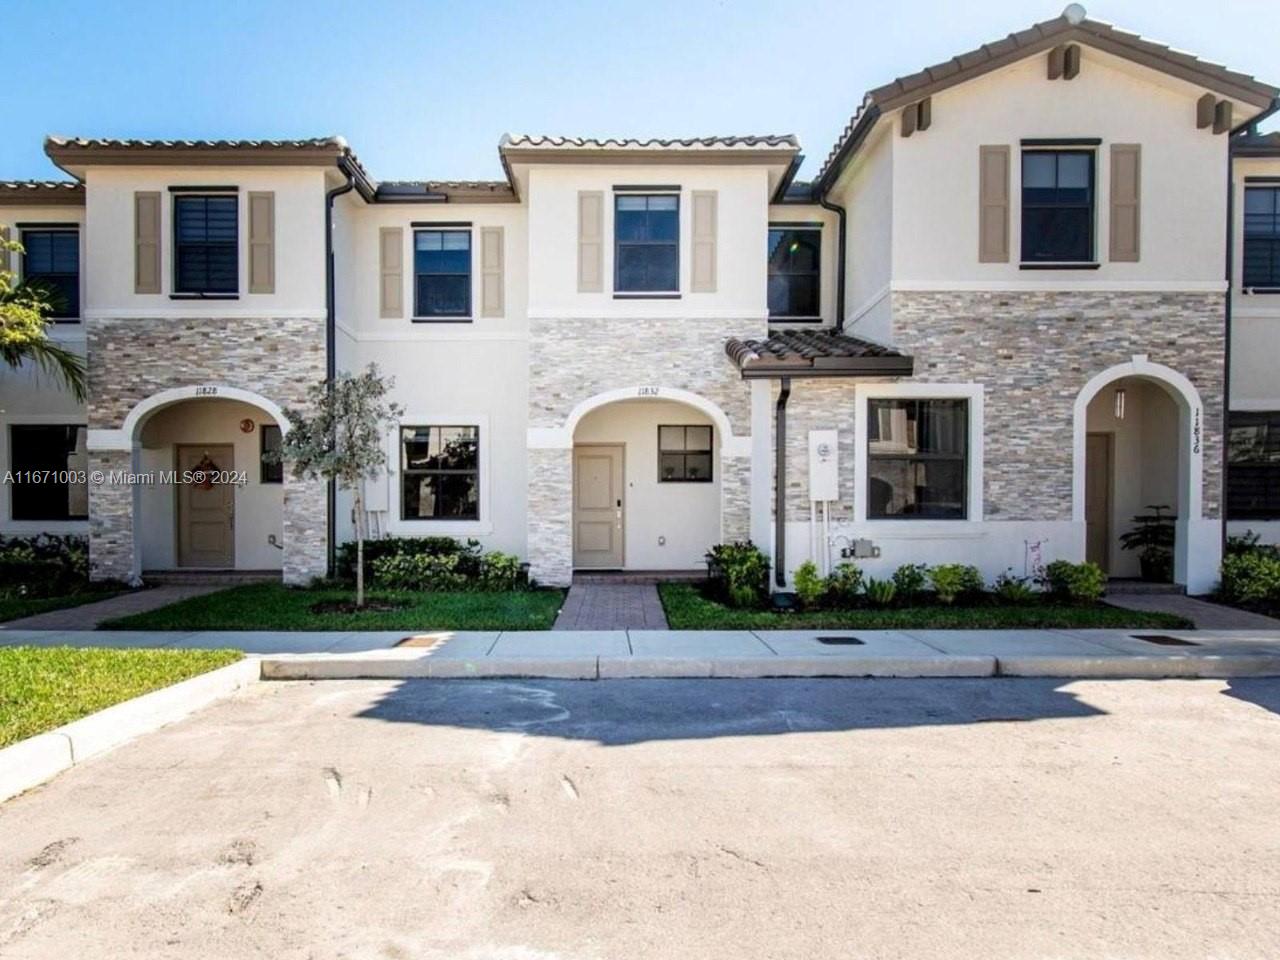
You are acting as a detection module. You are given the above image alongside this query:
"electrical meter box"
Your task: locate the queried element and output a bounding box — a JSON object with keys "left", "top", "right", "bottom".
{"left": 808, "top": 430, "right": 839, "bottom": 502}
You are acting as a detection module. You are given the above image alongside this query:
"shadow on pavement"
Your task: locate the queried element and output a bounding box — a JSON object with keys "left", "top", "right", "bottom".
{"left": 1222, "top": 678, "right": 1280, "bottom": 717}
{"left": 355, "top": 677, "right": 1106, "bottom": 745}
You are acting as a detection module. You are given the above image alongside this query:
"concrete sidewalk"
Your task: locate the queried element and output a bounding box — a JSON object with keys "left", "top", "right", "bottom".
{"left": 5, "top": 626, "right": 1277, "bottom": 679}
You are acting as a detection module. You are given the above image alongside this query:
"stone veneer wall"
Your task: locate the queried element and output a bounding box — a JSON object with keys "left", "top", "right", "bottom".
{"left": 526, "top": 316, "right": 760, "bottom": 584}
{"left": 86, "top": 316, "right": 327, "bottom": 584}
{"left": 772, "top": 379, "right": 861, "bottom": 522}
{"left": 889, "top": 290, "right": 1225, "bottom": 522}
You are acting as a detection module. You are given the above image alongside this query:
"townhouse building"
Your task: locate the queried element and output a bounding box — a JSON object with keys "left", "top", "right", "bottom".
{"left": 1, "top": 7, "right": 1277, "bottom": 595}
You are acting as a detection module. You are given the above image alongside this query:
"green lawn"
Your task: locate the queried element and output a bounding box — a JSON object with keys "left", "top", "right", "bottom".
{"left": 0, "top": 586, "right": 127, "bottom": 624}
{"left": 659, "top": 583, "right": 1194, "bottom": 630}
{"left": 101, "top": 582, "right": 566, "bottom": 631}
{"left": 0, "top": 647, "right": 242, "bottom": 748}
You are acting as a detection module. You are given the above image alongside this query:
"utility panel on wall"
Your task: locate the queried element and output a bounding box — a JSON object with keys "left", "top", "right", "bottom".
{"left": 808, "top": 430, "right": 839, "bottom": 502}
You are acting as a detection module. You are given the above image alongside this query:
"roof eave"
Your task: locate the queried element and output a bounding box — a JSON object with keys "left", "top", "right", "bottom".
{"left": 739, "top": 356, "right": 915, "bottom": 379}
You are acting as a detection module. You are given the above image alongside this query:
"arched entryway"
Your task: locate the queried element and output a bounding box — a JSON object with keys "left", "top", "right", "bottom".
{"left": 1072, "top": 356, "right": 1216, "bottom": 592}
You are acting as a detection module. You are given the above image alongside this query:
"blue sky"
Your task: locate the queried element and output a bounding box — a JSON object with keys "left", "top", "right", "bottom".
{"left": 3, "top": 0, "right": 1277, "bottom": 183}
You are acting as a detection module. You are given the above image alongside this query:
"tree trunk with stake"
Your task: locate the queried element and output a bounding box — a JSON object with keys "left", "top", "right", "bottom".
{"left": 353, "top": 484, "right": 367, "bottom": 608}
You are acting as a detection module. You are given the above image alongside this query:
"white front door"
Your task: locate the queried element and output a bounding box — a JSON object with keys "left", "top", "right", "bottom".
{"left": 573, "top": 444, "right": 624, "bottom": 569}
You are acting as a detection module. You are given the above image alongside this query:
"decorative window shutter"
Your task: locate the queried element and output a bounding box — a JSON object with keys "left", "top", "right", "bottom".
{"left": 134, "top": 191, "right": 161, "bottom": 294}
{"left": 691, "top": 190, "right": 717, "bottom": 293}
{"left": 0, "top": 225, "right": 10, "bottom": 274}
{"left": 247, "top": 192, "right": 275, "bottom": 293}
{"left": 577, "top": 191, "right": 603, "bottom": 292}
{"left": 1109, "top": 144, "right": 1141, "bottom": 262}
{"left": 480, "top": 225, "right": 504, "bottom": 317}
{"left": 379, "top": 227, "right": 403, "bottom": 318}
{"left": 978, "top": 145, "right": 1010, "bottom": 263}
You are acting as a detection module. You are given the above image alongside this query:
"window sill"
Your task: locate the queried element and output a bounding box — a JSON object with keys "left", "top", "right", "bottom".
{"left": 1019, "top": 262, "right": 1101, "bottom": 271}
{"left": 613, "top": 293, "right": 682, "bottom": 300}
{"left": 1242, "top": 287, "right": 1280, "bottom": 295}
{"left": 411, "top": 317, "right": 473, "bottom": 323}
{"left": 768, "top": 316, "right": 823, "bottom": 324}
{"left": 170, "top": 293, "right": 240, "bottom": 300}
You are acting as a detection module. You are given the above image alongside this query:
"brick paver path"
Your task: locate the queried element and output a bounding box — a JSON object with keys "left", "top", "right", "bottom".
{"left": 553, "top": 583, "right": 669, "bottom": 630}
{"left": 1106, "top": 592, "right": 1280, "bottom": 630}
{"left": 0, "top": 584, "right": 225, "bottom": 631}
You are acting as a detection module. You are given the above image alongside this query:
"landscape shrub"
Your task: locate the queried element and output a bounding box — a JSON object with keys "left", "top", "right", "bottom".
{"left": 825, "top": 563, "right": 864, "bottom": 607}
{"left": 479, "top": 551, "right": 524, "bottom": 590}
{"left": 338, "top": 536, "right": 482, "bottom": 583}
{"left": 891, "top": 563, "right": 929, "bottom": 603}
{"left": 356, "top": 537, "right": 529, "bottom": 592}
{"left": 863, "top": 577, "right": 897, "bottom": 608}
{"left": 705, "top": 541, "right": 770, "bottom": 609}
{"left": 792, "top": 561, "right": 826, "bottom": 608}
{"left": 371, "top": 553, "right": 468, "bottom": 591}
{"left": 1220, "top": 551, "right": 1280, "bottom": 605}
{"left": 0, "top": 535, "right": 89, "bottom": 596}
{"left": 928, "top": 564, "right": 984, "bottom": 605}
{"left": 993, "top": 570, "right": 1038, "bottom": 606}
{"left": 1042, "top": 560, "right": 1106, "bottom": 604}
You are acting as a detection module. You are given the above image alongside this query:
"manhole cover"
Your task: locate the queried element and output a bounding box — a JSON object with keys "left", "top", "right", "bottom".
{"left": 817, "top": 636, "right": 864, "bottom": 646}
{"left": 1132, "top": 634, "right": 1199, "bottom": 646}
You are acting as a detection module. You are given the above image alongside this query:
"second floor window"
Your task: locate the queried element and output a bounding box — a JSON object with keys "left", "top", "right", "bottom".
{"left": 1021, "top": 150, "right": 1094, "bottom": 263}
{"left": 615, "top": 194, "right": 679, "bottom": 293}
{"left": 174, "top": 194, "right": 238, "bottom": 295}
{"left": 21, "top": 228, "right": 79, "bottom": 320}
{"left": 1244, "top": 186, "right": 1280, "bottom": 289}
{"left": 767, "top": 227, "right": 821, "bottom": 320}
{"left": 414, "top": 229, "right": 471, "bottom": 318}
{"left": 1228, "top": 411, "right": 1280, "bottom": 519}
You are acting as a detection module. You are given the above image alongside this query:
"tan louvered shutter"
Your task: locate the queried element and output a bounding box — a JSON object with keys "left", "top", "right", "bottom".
{"left": 248, "top": 191, "right": 275, "bottom": 293}
{"left": 0, "top": 225, "right": 10, "bottom": 274}
{"left": 978, "top": 145, "right": 1010, "bottom": 263}
{"left": 691, "top": 191, "right": 717, "bottom": 293}
{"left": 134, "top": 191, "right": 161, "bottom": 293}
{"left": 480, "top": 226, "right": 504, "bottom": 317}
{"left": 1109, "top": 144, "right": 1141, "bottom": 263}
{"left": 379, "top": 227, "right": 403, "bottom": 318}
{"left": 577, "top": 191, "right": 603, "bottom": 292}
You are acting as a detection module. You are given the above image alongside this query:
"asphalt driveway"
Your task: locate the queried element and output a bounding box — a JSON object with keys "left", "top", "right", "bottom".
{"left": 2, "top": 677, "right": 1279, "bottom": 959}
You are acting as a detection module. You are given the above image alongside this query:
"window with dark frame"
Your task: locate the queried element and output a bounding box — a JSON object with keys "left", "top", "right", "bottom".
{"left": 20, "top": 229, "right": 79, "bottom": 320}
{"left": 767, "top": 227, "right": 821, "bottom": 320}
{"left": 1228, "top": 411, "right": 1280, "bottom": 519}
{"left": 1243, "top": 186, "right": 1280, "bottom": 289}
{"left": 414, "top": 229, "right": 472, "bottom": 318}
{"left": 173, "top": 194, "right": 238, "bottom": 294}
{"left": 658, "top": 425, "right": 713, "bottom": 482}
{"left": 260, "top": 424, "right": 283, "bottom": 485}
{"left": 615, "top": 194, "right": 679, "bottom": 293}
{"left": 401, "top": 425, "right": 479, "bottom": 520}
{"left": 1021, "top": 150, "right": 1094, "bottom": 263}
{"left": 9, "top": 424, "right": 88, "bottom": 521}
{"left": 867, "top": 399, "right": 968, "bottom": 519}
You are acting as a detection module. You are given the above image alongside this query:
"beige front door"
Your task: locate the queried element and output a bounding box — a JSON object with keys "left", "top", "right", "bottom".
{"left": 573, "top": 444, "right": 624, "bottom": 569}
{"left": 176, "top": 444, "right": 235, "bottom": 568}
{"left": 1085, "top": 432, "right": 1112, "bottom": 573}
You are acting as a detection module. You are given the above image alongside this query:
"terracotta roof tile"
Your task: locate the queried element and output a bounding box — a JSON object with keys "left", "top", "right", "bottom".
{"left": 726, "top": 329, "right": 912, "bottom": 378}
{"left": 501, "top": 133, "right": 798, "bottom": 151}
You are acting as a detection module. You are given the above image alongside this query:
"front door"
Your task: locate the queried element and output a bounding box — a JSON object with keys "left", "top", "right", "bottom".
{"left": 573, "top": 444, "right": 624, "bottom": 569}
{"left": 176, "top": 444, "right": 235, "bottom": 568}
{"left": 1085, "top": 432, "right": 1112, "bottom": 572}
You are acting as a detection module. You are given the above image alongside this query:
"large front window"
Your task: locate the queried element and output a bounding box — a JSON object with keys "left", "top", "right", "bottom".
{"left": 1243, "top": 186, "right": 1280, "bottom": 289}
{"left": 21, "top": 229, "right": 79, "bottom": 319}
{"left": 1021, "top": 150, "right": 1094, "bottom": 263}
{"left": 1228, "top": 411, "right": 1280, "bottom": 519}
{"left": 174, "top": 194, "right": 238, "bottom": 294}
{"left": 9, "top": 425, "right": 88, "bottom": 521}
{"left": 867, "top": 399, "right": 968, "bottom": 519}
{"left": 401, "top": 425, "right": 479, "bottom": 520}
{"left": 767, "top": 226, "right": 820, "bottom": 320}
{"left": 615, "top": 193, "right": 679, "bottom": 293}
{"left": 414, "top": 229, "right": 471, "bottom": 318}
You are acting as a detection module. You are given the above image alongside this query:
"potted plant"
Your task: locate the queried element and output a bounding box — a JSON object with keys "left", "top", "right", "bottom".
{"left": 1119, "top": 504, "right": 1176, "bottom": 583}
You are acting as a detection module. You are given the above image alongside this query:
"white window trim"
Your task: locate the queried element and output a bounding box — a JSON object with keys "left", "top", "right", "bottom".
{"left": 852, "top": 382, "right": 985, "bottom": 524}
{"left": 410, "top": 225, "right": 474, "bottom": 322}
{"left": 0, "top": 413, "right": 91, "bottom": 535}
{"left": 385, "top": 413, "right": 492, "bottom": 536}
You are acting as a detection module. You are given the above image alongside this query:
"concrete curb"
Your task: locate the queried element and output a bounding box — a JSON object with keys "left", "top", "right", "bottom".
{"left": 0, "top": 658, "right": 260, "bottom": 803}
{"left": 997, "top": 655, "right": 1280, "bottom": 678}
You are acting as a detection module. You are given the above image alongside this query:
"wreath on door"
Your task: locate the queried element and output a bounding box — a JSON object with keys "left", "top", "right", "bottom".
{"left": 191, "top": 453, "right": 220, "bottom": 489}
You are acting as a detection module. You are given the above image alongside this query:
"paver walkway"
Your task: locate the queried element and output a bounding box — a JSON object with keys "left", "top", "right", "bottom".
{"left": 0, "top": 584, "right": 224, "bottom": 631}
{"left": 553, "top": 583, "right": 668, "bottom": 630}
{"left": 1106, "top": 592, "right": 1280, "bottom": 630}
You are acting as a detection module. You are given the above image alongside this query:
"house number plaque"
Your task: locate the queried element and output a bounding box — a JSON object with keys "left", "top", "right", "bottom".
{"left": 637, "top": 386, "right": 660, "bottom": 397}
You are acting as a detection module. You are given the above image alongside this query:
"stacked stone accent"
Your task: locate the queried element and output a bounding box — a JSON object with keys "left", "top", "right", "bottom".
{"left": 527, "top": 315, "right": 761, "bottom": 584}
{"left": 773, "top": 379, "right": 861, "bottom": 522}
{"left": 890, "top": 290, "right": 1225, "bottom": 521}
{"left": 719, "top": 456, "right": 752, "bottom": 542}
{"left": 86, "top": 315, "right": 327, "bottom": 584}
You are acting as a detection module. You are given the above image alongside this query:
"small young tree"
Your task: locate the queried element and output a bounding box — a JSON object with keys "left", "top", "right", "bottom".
{"left": 275, "top": 364, "right": 403, "bottom": 607}
{"left": 1, "top": 237, "right": 86, "bottom": 400}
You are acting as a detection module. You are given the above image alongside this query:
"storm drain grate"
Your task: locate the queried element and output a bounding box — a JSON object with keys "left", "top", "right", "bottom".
{"left": 817, "top": 636, "right": 865, "bottom": 646}
{"left": 1131, "top": 634, "right": 1199, "bottom": 647}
